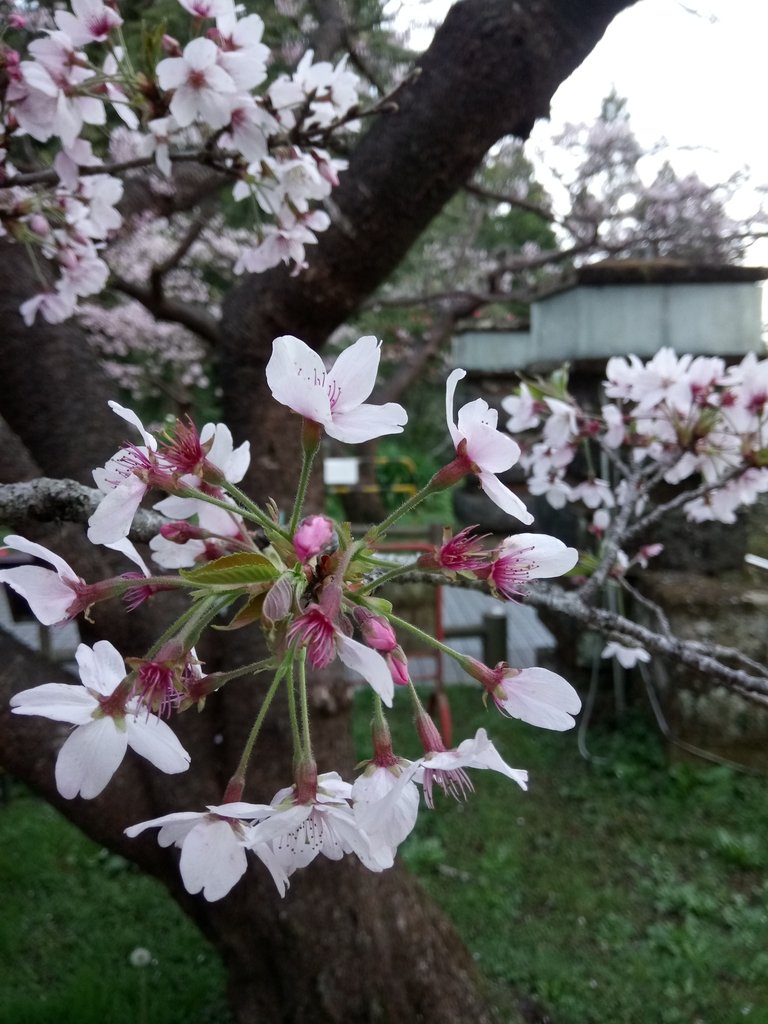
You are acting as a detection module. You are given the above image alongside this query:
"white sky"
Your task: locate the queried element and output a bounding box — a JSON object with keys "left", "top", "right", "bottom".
{"left": 392, "top": 0, "right": 768, "bottom": 210}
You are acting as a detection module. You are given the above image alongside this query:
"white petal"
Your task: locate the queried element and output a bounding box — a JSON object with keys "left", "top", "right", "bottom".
{"left": 459, "top": 400, "right": 520, "bottom": 472}
{"left": 2, "top": 535, "right": 77, "bottom": 579}
{"left": 125, "top": 714, "right": 191, "bottom": 774}
{"left": 125, "top": 811, "right": 203, "bottom": 843}
{"left": 55, "top": 718, "right": 127, "bottom": 799}
{"left": 478, "top": 471, "right": 534, "bottom": 524}
{"left": 265, "top": 335, "right": 331, "bottom": 424}
{"left": 327, "top": 336, "right": 380, "bottom": 412}
{"left": 182, "top": 37, "right": 219, "bottom": 72}
{"left": 0, "top": 566, "right": 76, "bottom": 625}
{"left": 497, "top": 668, "right": 581, "bottom": 731}
{"left": 87, "top": 476, "right": 147, "bottom": 545}
{"left": 337, "top": 635, "right": 394, "bottom": 707}
{"left": 179, "top": 819, "right": 248, "bottom": 901}
{"left": 499, "top": 534, "right": 579, "bottom": 579}
{"left": 327, "top": 402, "right": 407, "bottom": 444}
{"left": 76, "top": 640, "right": 125, "bottom": 696}
{"left": 11, "top": 683, "right": 96, "bottom": 724}
{"left": 445, "top": 368, "right": 465, "bottom": 447}
{"left": 107, "top": 401, "right": 156, "bottom": 449}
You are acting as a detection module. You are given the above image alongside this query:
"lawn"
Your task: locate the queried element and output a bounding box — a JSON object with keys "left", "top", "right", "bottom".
{"left": 1, "top": 688, "right": 767, "bottom": 1024}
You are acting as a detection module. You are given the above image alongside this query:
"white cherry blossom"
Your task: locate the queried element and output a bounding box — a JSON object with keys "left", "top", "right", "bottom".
{"left": 11, "top": 641, "right": 190, "bottom": 799}
{"left": 446, "top": 368, "right": 533, "bottom": 524}
{"left": 266, "top": 334, "right": 407, "bottom": 443}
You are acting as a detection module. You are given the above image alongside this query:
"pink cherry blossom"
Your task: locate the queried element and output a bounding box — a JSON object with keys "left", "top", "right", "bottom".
{"left": 487, "top": 533, "right": 578, "bottom": 600}
{"left": 287, "top": 589, "right": 394, "bottom": 707}
{"left": 11, "top": 641, "right": 190, "bottom": 799}
{"left": 54, "top": 0, "right": 123, "bottom": 46}
{"left": 125, "top": 801, "right": 288, "bottom": 901}
{"left": 445, "top": 368, "right": 533, "bottom": 524}
{"left": 266, "top": 334, "right": 407, "bottom": 444}
{"left": 157, "top": 37, "right": 236, "bottom": 130}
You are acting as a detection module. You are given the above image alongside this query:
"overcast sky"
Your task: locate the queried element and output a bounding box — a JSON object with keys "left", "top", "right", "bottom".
{"left": 393, "top": 1, "right": 768, "bottom": 198}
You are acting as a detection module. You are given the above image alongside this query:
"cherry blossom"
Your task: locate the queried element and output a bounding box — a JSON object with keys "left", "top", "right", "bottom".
{"left": 11, "top": 641, "right": 190, "bottom": 799}
{"left": 125, "top": 802, "right": 288, "bottom": 901}
{"left": 244, "top": 771, "right": 391, "bottom": 884}
{"left": 265, "top": 334, "right": 407, "bottom": 443}
{"left": 445, "top": 368, "right": 533, "bottom": 524}
{"left": 287, "top": 588, "right": 395, "bottom": 707}
{"left": 469, "top": 663, "right": 582, "bottom": 731}
{"left": 486, "top": 533, "right": 578, "bottom": 601}
{"left": 54, "top": 0, "right": 123, "bottom": 46}
{"left": 156, "top": 37, "right": 237, "bottom": 130}
{"left": 0, "top": 534, "right": 147, "bottom": 625}
{"left": 601, "top": 641, "right": 651, "bottom": 669}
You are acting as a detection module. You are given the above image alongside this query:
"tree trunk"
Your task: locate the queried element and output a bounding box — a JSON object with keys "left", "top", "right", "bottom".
{"left": 0, "top": 2, "right": 637, "bottom": 1020}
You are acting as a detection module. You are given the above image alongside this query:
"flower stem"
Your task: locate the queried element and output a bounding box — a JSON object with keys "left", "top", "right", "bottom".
{"left": 212, "top": 482, "right": 291, "bottom": 542}
{"left": 366, "top": 478, "right": 440, "bottom": 541}
{"left": 296, "top": 646, "right": 313, "bottom": 760}
{"left": 206, "top": 657, "right": 278, "bottom": 686}
{"left": 285, "top": 656, "right": 303, "bottom": 767}
{"left": 288, "top": 420, "right": 321, "bottom": 535}
{"left": 387, "top": 612, "right": 470, "bottom": 669}
{"left": 229, "top": 664, "right": 286, "bottom": 787}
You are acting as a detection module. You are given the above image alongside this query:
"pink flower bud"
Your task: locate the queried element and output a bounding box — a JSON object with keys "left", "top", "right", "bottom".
{"left": 386, "top": 647, "right": 410, "bottom": 687}
{"left": 8, "top": 13, "right": 26, "bottom": 28}
{"left": 159, "top": 521, "right": 205, "bottom": 542}
{"left": 161, "top": 34, "right": 182, "bottom": 56}
{"left": 27, "top": 214, "right": 50, "bottom": 237}
{"left": 359, "top": 612, "right": 397, "bottom": 652}
{"left": 293, "top": 515, "right": 336, "bottom": 563}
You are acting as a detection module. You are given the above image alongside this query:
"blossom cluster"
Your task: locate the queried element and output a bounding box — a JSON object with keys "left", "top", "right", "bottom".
{"left": 2, "top": 334, "right": 580, "bottom": 901}
{"left": 504, "top": 347, "right": 768, "bottom": 528}
{"left": 1, "top": 0, "right": 361, "bottom": 323}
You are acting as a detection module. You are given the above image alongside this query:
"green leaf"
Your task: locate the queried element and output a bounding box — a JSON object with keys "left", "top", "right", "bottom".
{"left": 180, "top": 552, "right": 280, "bottom": 587}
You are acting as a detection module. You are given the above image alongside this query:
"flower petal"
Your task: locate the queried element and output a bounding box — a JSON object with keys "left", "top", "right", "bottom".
{"left": 478, "top": 471, "right": 533, "bottom": 524}
{"left": 55, "top": 718, "right": 127, "bottom": 799}
{"left": 125, "top": 714, "right": 191, "bottom": 774}
{"left": 179, "top": 819, "right": 248, "bottom": 901}
{"left": 445, "top": 368, "right": 465, "bottom": 447}
{"left": 327, "top": 336, "right": 380, "bottom": 412}
{"left": 265, "top": 335, "right": 332, "bottom": 424}
{"left": 0, "top": 566, "right": 76, "bottom": 625}
{"left": 76, "top": 640, "right": 125, "bottom": 696}
{"left": 326, "top": 402, "right": 407, "bottom": 444}
{"left": 497, "top": 667, "right": 581, "bottom": 731}
{"left": 337, "top": 635, "right": 394, "bottom": 707}
{"left": 11, "top": 682, "right": 96, "bottom": 724}
{"left": 2, "top": 535, "right": 77, "bottom": 580}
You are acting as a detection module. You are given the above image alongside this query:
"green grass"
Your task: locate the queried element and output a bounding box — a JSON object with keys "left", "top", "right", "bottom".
{"left": 3, "top": 690, "right": 768, "bottom": 1023}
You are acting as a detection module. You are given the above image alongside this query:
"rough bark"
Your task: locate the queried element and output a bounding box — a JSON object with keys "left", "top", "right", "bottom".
{"left": 0, "top": 2, "right": 638, "bottom": 1021}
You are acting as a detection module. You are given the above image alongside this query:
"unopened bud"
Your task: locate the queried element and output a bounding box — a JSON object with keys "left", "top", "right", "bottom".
{"left": 293, "top": 515, "right": 336, "bottom": 563}
{"left": 161, "top": 34, "right": 182, "bottom": 56}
